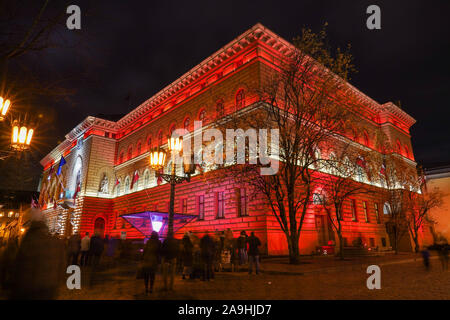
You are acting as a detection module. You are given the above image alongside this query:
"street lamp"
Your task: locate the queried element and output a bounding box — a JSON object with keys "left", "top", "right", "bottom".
{"left": 149, "top": 136, "right": 195, "bottom": 237}
{"left": 0, "top": 97, "right": 11, "bottom": 121}
{"left": 11, "top": 120, "right": 34, "bottom": 150}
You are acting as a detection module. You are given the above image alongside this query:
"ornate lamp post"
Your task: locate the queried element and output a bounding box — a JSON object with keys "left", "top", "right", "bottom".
{"left": 11, "top": 120, "right": 34, "bottom": 151}
{"left": 149, "top": 136, "right": 195, "bottom": 237}
{"left": 0, "top": 97, "right": 11, "bottom": 121}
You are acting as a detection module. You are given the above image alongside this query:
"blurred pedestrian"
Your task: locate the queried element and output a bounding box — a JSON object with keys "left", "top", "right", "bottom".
{"left": 0, "top": 236, "right": 19, "bottom": 290}
{"left": 9, "top": 208, "right": 65, "bottom": 299}
{"left": 142, "top": 231, "right": 161, "bottom": 294}
{"left": 161, "top": 234, "right": 179, "bottom": 291}
{"left": 421, "top": 246, "right": 430, "bottom": 271}
{"left": 89, "top": 231, "right": 104, "bottom": 269}
{"left": 67, "top": 232, "right": 81, "bottom": 266}
{"left": 247, "top": 232, "right": 261, "bottom": 275}
{"left": 200, "top": 232, "right": 215, "bottom": 281}
{"left": 181, "top": 233, "right": 193, "bottom": 280}
{"left": 80, "top": 232, "right": 90, "bottom": 266}
{"left": 237, "top": 231, "right": 248, "bottom": 267}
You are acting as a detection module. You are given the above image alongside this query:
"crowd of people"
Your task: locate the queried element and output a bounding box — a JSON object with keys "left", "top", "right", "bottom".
{"left": 138, "top": 229, "right": 262, "bottom": 295}
{"left": 0, "top": 207, "right": 263, "bottom": 298}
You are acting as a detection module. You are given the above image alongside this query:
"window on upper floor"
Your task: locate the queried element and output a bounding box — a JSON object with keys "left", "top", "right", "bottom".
{"left": 127, "top": 147, "right": 132, "bottom": 161}
{"left": 197, "top": 195, "right": 205, "bottom": 220}
{"left": 137, "top": 141, "right": 142, "bottom": 155}
{"left": 350, "top": 199, "right": 357, "bottom": 222}
{"left": 119, "top": 152, "right": 124, "bottom": 164}
{"left": 216, "top": 99, "right": 224, "bottom": 117}
{"left": 236, "top": 188, "right": 248, "bottom": 217}
{"left": 236, "top": 89, "right": 245, "bottom": 109}
{"left": 216, "top": 191, "right": 225, "bottom": 219}
{"left": 184, "top": 117, "right": 190, "bottom": 131}
{"left": 124, "top": 177, "right": 130, "bottom": 193}
{"left": 199, "top": 109, "right": 206, "bottom": 122}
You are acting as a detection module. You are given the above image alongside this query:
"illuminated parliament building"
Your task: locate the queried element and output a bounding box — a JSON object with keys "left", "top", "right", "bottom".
{"left": 38, "top": 24, "right": 430, "bottom": 255}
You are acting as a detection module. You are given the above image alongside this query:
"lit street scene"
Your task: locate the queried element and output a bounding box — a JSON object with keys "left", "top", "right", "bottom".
{"left": 0, "top": 0, "right": 449, "bottom": 310}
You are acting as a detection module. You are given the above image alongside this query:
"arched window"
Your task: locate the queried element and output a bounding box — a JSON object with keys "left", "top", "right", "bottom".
{"left": 383, "top": 202, "right": 391, "bottom": 215}
{"left": 184, "top": 117, "right": 190, "bottom": 130}
{"left": 124, "top": 176, "right": 130, "bottom": 193}
{"left": 137, "top": 141, "right": 142, "bottom": 155}
{"left": 363, "top": 131, "right": 370, "bottom": 147}
{"left": 115, "top": 179, "right": 122, "bottom": 196}
{"left": 236, "top": 89, "right": 245, "bottom": 109}
{"left": 327, "top": 152, "right": 337, "bottom": 175}
{"left": 404, "top": 145, "right": 410, "bottom": 158}
{"left": 144, "top": 170, "right": 150, "bottom": 186}
{"left": 169, "top": 124, "right": 176, "bottom": 137}
{"left": 119, "top": 151, "right": 124, "bottom": 164}
{"left": 216, "top": 99, "right": 224, "bottom": 117}
{"left": 199, "top": 109, "right": 206, "bottom": 122}
{"left": 127, "top": 147, "right": 133, "bottom": 160}
{"left": 396, "top": 140, "right": 402, "bottom": 154}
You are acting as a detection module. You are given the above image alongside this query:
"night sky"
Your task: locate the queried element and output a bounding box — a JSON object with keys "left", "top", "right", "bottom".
{"left": 4, "top": 0, "right": 450, "bottom": 187}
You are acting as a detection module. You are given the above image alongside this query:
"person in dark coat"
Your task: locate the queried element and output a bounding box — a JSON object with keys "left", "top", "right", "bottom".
{"left": 237, "top": 231, "right": 248, "bottom": 267}
{"left": 0, "top": 236, "right": 19, "bottom": 290}
{"left": 142, "top": 231, "right": 161, "bottom": 294}
{"left": 200, "top": 232, "right": 215, "bottom": 281}
{"left": 67, "top": 232, "right": 81, "bottom": 266}
{"left": 247, "top": 232, "right": 261, "bottom": 275}
{"left": 161, "top": 234, "right": 180, "bottom": 291}
{"left": 181, "top": 234, "right": 193, "bottom": 279}
{"left": 9, "top": 210, "right": 65, "bottom": 300}
{"left": 89, "top": 232, "right": 104, "bottom": 269}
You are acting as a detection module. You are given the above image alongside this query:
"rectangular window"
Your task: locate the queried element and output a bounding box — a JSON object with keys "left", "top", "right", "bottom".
{"left": 374, "top": 203, "right": 380, "bottom": 224}
{"left": 369, "top": 238, "right": 375, "bottom": 247}
{"left": 216, "top": 192, "right": 225, "bottom": 219}
{"left": 236, "top": 188, "right": 248, "bottom": 217}
{"left": 363, "top": 201, "right": 369, "bottom": 222}
{"left": 350, "top": 199, "right": 357, "bottom": 222}
{"left": 180, "top": 198, "right": 188, "bottom": 214}
{"left": 197, "top": 195, "right": 205, "bottom": 220}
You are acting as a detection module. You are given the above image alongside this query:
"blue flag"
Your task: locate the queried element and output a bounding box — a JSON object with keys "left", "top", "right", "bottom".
{"left": 57, "top": 156, "right": 66, "bottom": 176}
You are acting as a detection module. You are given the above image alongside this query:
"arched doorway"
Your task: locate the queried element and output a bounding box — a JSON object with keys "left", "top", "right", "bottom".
{"left": 94, "top": 217, "right": 105, "bottom": 238}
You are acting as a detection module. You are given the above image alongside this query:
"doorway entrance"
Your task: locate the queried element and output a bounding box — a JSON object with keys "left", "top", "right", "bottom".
{"left": 94, "top": 217, "right": 105, "bottom": 238}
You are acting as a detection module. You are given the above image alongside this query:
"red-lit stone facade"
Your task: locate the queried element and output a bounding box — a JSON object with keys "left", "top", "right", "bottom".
{"left": 38, "top": 24, "right": 429, "bottom": 255}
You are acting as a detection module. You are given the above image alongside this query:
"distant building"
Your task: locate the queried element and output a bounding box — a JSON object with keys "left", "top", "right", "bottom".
{"left": 0, "top": 190, "right": 37, "bottom": 243}
{"left": 425, "top": 164, "right": 450, "bottom": 242}
{"left": 38, "top": 24, "right": 424, "bottom": 255}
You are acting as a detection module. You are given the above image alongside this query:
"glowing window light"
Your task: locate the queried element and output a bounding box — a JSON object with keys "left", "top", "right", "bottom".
{"left": 151, "top": 215, "right": 163, "bottom": 233}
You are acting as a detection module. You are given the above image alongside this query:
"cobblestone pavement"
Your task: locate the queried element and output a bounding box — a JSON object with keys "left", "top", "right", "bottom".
{"left": 56, "top": 253, "right": 450, "bottom": 300}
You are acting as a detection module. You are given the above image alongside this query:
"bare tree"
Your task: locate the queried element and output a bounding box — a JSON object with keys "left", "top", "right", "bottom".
{"left": 219, "top": 25, "right": 357, "bottom": 264}
{"left": 318, "top": 146, "right": 377, "bottom": 259}
{"left": 404, "top": 171, "right": 443, "bottom": 252}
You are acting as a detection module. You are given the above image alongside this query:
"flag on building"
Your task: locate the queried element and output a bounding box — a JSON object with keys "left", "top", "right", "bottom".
{"left": 380, "top": 163, "right": 386, "bottom": 176}
{"left": 73, "top": 183, "right": 81, "bottom": 199}
{"left": 131, "top": 171, "right": 139, "bottom": 189}
{"left": 31, "top": 197, "right": 39, "bottom": 209}
{"left": 115, "top": 176, "right": 120, "bottom": 187}
{"left": 56, "top": 156, "right": 66, "bottom": 176}
{"left": 48, "top": 165, "right": 54, "bottom": 180}
{"left": 356, "top": 156, "right": 366, "bottom": 169}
